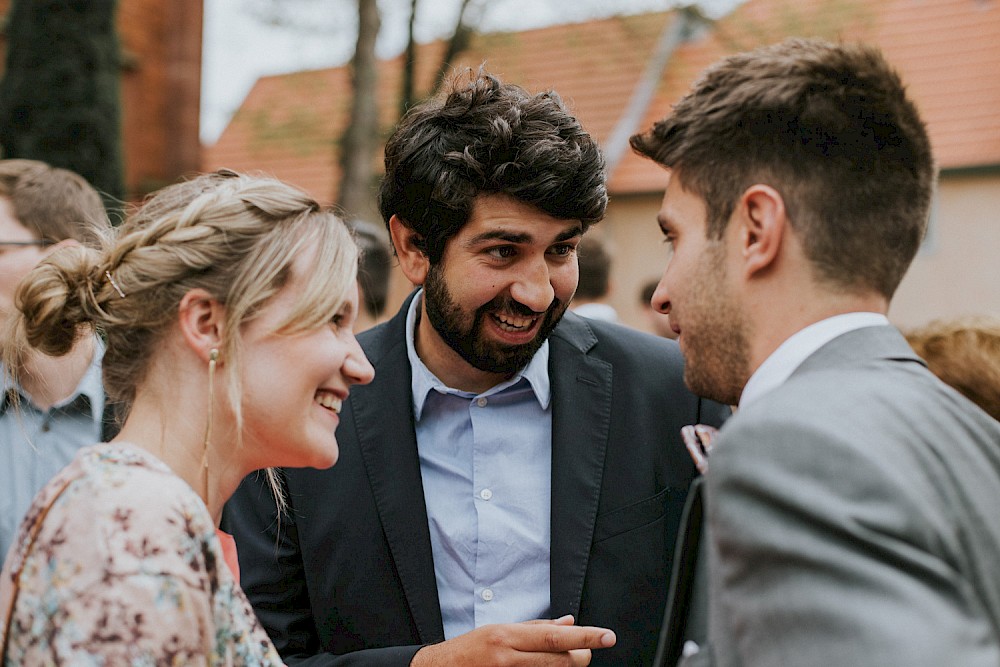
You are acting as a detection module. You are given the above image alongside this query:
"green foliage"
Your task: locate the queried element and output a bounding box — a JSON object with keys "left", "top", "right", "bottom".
{"left": 0, "top": 0, "right": 124, "bottom": 211}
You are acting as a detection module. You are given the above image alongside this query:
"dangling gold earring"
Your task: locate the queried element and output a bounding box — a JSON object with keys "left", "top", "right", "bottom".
{"left": 202, "top": 348, "right": 219, "bottom": 503}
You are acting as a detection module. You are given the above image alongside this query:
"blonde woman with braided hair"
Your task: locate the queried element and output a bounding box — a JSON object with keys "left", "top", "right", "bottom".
{"left": 0, "top": 170, "right": 374, "bottom": 665}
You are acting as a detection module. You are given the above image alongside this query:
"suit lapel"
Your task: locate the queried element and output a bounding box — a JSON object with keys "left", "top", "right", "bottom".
{"left": 548, "top": 314, "right": 613, "bottom": 616}
{"left": 655, "top": 476, "right": 705, "bottom": 667}
{"left": 351, "top": 293, "right": 445, "bottom": 643}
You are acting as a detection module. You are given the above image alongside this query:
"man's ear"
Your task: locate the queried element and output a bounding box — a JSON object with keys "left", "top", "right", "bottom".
{"left": 389, "top": 214, "right": 430, "bottom": 286}
{"left": 177, "top": 288, "right": 225, "bottom": 363}
{"left": 736, "top": 184, "right": 787, "bottom": 279}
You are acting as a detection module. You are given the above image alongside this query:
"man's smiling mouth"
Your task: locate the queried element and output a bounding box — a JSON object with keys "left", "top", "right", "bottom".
{"left": 491, "top": 312, "right": 538, "bottom": 331}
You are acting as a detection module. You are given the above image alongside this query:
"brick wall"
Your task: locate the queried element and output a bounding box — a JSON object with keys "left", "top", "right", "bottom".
{"left": 0, "top": 0, "right": 203, "bottom": 199}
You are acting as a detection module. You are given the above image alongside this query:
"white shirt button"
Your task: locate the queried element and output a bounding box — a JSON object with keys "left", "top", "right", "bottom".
{"left": 481, "top": 588, "right": 494, "bottom": 601}
{"left": 476, "top": 397, "right": 488, "bottom": 407}
{"left": 479, "top": 488, "right": 493, "bottom": 501}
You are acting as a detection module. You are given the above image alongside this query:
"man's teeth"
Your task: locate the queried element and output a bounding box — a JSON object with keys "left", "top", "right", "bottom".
{"left": 493, "top": 313, "right": 535, "bottom": 330}
{"left": 315, "top": 392, "right": 342, "bottom": 413}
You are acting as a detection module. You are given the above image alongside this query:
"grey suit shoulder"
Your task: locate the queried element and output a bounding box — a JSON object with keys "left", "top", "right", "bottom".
{"left": 701, "top": 325, "right": 1000, "bottom": 667}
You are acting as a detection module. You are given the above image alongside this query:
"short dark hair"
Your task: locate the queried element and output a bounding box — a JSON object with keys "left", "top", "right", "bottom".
{"left": 630, "top": 38, "right": 935, "bottom": 299}
{"left": 0, "top": 159, "right": 108, "bottom": 245}
{"left": 575, "top": 235, "right": 612, "bottom": 300}
{"left": 378, "top": 69, "right": 607, "bottom": 264}
{"left": 348, "top": 218, "right": 392, "bottom": 319}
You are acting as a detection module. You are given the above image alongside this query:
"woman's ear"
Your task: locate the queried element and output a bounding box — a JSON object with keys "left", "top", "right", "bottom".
{"left": 177, "top": 288, "right": 225, "bottom": 363}
{"left": 389, "top": 214, "right": 430, "bottom": 286}
{"left": 737, "top": 184, "right": 787, "bottom": 280}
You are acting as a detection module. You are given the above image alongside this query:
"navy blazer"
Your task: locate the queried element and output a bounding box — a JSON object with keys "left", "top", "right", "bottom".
{"left": 224, "top": 292, "right": 729, "bottom": 666}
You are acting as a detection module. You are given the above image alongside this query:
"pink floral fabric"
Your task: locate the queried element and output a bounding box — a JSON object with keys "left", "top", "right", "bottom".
{"left": 0, "top": 444, "right": 283, "bottom": 665}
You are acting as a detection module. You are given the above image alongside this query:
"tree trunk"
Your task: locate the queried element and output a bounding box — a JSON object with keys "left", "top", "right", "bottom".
{"left": 399, "top": 0, "right": 419, "bottom": 118}
{"left": 0, "top": 0, "right": 124, "bottom": 210}
{"left": 336, "top": 0, "right": 381, "bottom": 219}
{"left": 400, "top": 0, "right": 479, "bottom": 115}
{"left": 427, "top": 0, "right": 477, "bottom": 100}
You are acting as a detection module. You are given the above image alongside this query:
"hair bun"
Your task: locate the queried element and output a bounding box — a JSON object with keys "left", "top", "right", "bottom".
{"left": 17, "top": 245, "right": 102, "bottom": 357}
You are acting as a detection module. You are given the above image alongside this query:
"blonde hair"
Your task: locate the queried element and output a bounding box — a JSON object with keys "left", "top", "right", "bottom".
{"left": 906, "top": 315, "right": 1000, "bottom": 421}
{"left": 3, "top": 171, "right": 358, "bottom": 495}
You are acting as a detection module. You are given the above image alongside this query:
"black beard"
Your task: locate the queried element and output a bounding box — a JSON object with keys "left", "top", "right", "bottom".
{"left": 422, "top": 265, "right": 566, "bottom": 376}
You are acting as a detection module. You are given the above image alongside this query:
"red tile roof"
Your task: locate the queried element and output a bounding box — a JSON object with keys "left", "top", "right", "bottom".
{"left": 204, "top": 0, "right": 1000, "bottom": 201}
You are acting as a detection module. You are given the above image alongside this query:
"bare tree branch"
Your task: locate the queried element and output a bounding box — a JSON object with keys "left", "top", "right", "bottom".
{"left": 399, "top": 0, "right": 419, "bottom": 117}
{"left": 427, "top": 0, "right": 480, "bottom": 100}
{"left": 336, "top": 0, "right": 381, "bottom": 217}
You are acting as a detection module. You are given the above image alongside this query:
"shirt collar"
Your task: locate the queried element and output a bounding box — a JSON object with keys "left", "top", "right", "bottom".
{"left": 405, "top": 289, "right": 551, "bottom": 420}
{"left": 739, "top": 312, "right": 889, "bottom": 410}
{"left": 1, "top": 336, "right": 105, "bottom": 421}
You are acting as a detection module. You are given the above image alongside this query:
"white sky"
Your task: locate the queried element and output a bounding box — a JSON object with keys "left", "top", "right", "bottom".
{"left": 200, "top": 0, "right": 742, "bottom": 144}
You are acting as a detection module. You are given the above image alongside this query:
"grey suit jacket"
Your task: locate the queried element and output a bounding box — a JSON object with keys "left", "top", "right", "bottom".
{"left": 685, "top": 325, "right": 1000, "bottom": 667}
{"left": 225, "top": 291, "right": 730, "bottom": 666}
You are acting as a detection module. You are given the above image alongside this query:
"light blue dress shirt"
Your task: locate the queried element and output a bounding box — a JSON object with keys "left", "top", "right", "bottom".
{"left": 0, "top": 339, "right": 105, "bottom": 560}
{"left": 405, "top": 292, "right": 553, "bottom": 639}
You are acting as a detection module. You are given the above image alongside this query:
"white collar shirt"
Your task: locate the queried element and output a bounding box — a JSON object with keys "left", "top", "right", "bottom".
{"left": 739, "top": 312, "right": 890, "bottom": 410}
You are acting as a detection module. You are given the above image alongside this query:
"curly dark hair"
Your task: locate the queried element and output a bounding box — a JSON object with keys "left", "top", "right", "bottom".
{"left": 378, "top": 69, "right": 607, "bottom": 264}
{"left": 630, "top": 38, "right": 935, "bottom": 299}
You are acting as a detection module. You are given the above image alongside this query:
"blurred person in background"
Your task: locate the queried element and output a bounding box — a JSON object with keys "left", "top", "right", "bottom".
{"left": 348, "top": 218, "right": 393, "bottom": 332}
{"left": 0, "top": 159, "right": 114, "bottom": 560}
{"left": 570, "top": 234, "right": 619, "bottom": 323}
{"left": 906, "top": 315, "right": 1000, "bottom": 421}
{"left": 640, "top": 278, "right": 678, "bottom": 339}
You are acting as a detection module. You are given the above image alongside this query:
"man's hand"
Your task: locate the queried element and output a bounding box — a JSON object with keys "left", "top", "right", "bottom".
{"left": 410, "top": 615, "right": 616, "bottom": 666}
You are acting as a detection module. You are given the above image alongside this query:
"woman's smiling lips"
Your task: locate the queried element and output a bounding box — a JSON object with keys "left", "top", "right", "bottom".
{"left": 314, "top": 390, "right": 345, "bottom": 415}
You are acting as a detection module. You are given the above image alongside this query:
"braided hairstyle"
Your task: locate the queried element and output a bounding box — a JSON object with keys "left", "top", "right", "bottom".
{"left": 4, "top": 171, "right": 359, "bottom": 432}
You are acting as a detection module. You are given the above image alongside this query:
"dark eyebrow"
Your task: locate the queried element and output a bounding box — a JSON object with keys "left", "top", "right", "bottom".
{"left": 465, "top": 230, "right": 532, "bottom": 247}
{"left": 555, "top": 225, "right": 583, "bottom": 243}
{"left": 464, "top": 222, "right": 583, "bottom": 248}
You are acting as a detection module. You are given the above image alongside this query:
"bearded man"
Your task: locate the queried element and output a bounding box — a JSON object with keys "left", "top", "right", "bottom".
{"left": 224, "top": 70, "right": 729, "bottom": 667}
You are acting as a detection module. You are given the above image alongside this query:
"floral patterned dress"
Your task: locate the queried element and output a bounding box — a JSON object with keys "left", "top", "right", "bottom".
{"left": 0, "top": 444, "right": 284, "bottom": 666}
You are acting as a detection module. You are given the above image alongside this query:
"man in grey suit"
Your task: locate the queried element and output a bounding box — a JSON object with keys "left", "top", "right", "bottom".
{"left": 631, "top": 38, "right": 1000, "bottom": 666}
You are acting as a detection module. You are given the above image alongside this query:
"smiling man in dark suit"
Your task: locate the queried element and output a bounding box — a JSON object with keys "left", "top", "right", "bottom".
{"left": 224, "top": 70, "right": 729, "bottom": 666}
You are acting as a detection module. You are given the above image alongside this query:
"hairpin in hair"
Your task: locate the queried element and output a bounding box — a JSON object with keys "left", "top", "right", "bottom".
{"left": 105, "top": 270, "right": 127, "bottom": 298}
